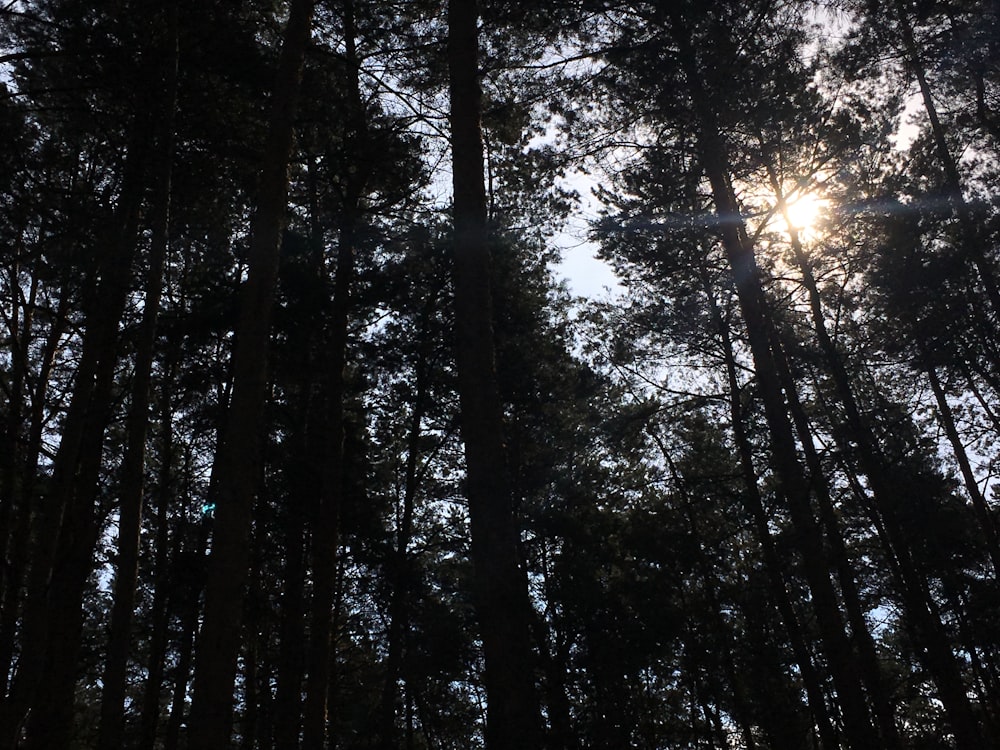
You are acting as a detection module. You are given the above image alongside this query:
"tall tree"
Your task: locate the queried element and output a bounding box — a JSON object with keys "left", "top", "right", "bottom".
{"left": 96, "top": 4, "right": 179, "bottom": 747}
{"left": 447, "top": 0, "right": 542, "bottom": 747}
{"left": 187, "top": 0, "right": 315, "bottom": 745}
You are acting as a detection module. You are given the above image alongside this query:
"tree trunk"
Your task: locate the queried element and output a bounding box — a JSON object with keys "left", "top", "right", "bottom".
{"left": 0, "top": 261, "right": 35, "bottom": 631}
{"left": 137, "top": 413, "right": 183, "bottom": 750}
{"left": 447, "top": 1, "right": 542, "bottom": 748}
{"left": 273, "top": 470, "right": 309, "bottom": 750}
{"left": 186, "top": 1, "right": 314, "bottom": 745}
{"left": 240, "top": 633, "right": 260, "bottom": 750}
{"left": 378, "top": 296, "right": 435, "bottom": 750}
{"left": 924, "top": 362, "right": 1000, "bottom": 578}
{"left": 533, "top": 569, "right": 575, "bottom": 750}
{"left": 162, "top": 527, "right": 207, "bottom": 750}
{"left": 302, "top": 1, "right": 361, "bottom": 740}
{"left": 275, "top": 136, "right": 328, "bottom": 750}
{"left": 98, "top": 7, "right": 179, "bottom": 746}
{"left": 701, "top": 264, "right": 840, "bottom": 750}
{"left": 889, "top": 0, "right": 1000, "bottom": 316}
{"left": 668, "top": 464, "right": 762, "bottom": 750}
{"left": 770, "top": 175, "right": 986, "bottom": 748}
{"left": 769, "top": 327, "right": 904, "bottom": 750}
{"left": 0, "top": 285, "right": 68, "bottom": 693}
{"left": 7, "top": 76, "right": 153, "bottom": 750}
{"left": 667, "top": 12, "right": 879, "bottom": 748}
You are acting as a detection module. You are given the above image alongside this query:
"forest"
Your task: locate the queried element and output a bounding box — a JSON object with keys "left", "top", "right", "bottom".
{"left": 1, "top": 0, "right": 999, "bottom": 748}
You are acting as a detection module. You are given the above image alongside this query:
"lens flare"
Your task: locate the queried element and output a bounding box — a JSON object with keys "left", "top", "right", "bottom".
{"left": 783, "top": 194, "right": 826, "bottom": 233}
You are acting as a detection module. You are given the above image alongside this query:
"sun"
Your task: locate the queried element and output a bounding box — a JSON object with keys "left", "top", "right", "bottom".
{"left": 782, "top": 194, "right": 827, "bottom": 235}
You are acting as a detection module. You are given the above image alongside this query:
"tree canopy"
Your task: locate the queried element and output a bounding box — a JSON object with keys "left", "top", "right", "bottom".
{"left": 1, "top": 0, "right": 999, "bottom": 748}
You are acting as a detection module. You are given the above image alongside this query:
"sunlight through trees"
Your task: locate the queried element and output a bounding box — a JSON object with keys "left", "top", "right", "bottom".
{"left": 0, "top": 0, "right": 998, "bottom": 748}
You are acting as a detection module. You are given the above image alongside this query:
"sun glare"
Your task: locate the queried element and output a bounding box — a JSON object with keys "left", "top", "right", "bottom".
{"left": 782, "top": 194, "right": 827, "bottom": 235}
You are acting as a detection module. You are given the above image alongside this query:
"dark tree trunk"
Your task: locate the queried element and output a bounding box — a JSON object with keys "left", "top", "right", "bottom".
{"left": 162, "top": 527, "right": 206, "bottom": 750}
{"left": 300, "top": 277, "right": 348, "bottom": 749}
{"left": 0, "top": 286, "right": 68, "bottom": 692}
{"left": 667, "top": 11, "right": 879, "bottom": 749}
{"left": 274, "top": 138, "right": 328, "bottom": 750}
{"left": 701, "top": 264, "right": 840, "bottom": 750}
{"left": 240, "top": 635, "right": 260, "bottom": 750}
{"left": 187, "top": 1, "right": 314, "bottom": 745}
{"left": 137, "top": 413, "right": 183, "bottom": 750}
{"left": 447, "top": 1, "right": 542, "bottom": 748}
{"left": 378, "top": 295, "right": 435, "bottom": 750}
{"left": 533, "top": 584, "right": 575, "bottom": 750}
{"left": 924, "top": 363, "right": 1000, "bottom": 578}
{"left": 97, "top": 7, "right": 179, "bottom": 747}
{"left": 302, "top": 5, "right": 366, "bottom": 746}
{"left": 768, "top": 327, "right": 903, "bottom": 750}
{"left": 0, "top": 263, "right": 35, "bottom": 630}
{"left": 749, "top": 185, "right": 906, "bottom": 744}
{"left": 671, "top": 468, "right": 761, "bottom": 750}
{"left": 7, "top": 76, "right": 154, "bottom": 750}
{"left": 273, "top": 470, "right": 309, "bottom": 750}
{"left": 889, "top": 0, "right": 1000, "bottom": 316}
{"left": 771, "top": 182, "right": 986, "bottom": 748}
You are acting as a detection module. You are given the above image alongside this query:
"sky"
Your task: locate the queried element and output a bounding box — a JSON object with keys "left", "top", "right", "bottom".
{"left": 549, "top": 169, "right": 622, "bottom": 300}
{"left": 553, "top": 232, "right": 620, "bottom": 299}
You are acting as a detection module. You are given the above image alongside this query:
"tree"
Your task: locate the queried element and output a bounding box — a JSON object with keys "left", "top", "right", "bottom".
{"left": 187, "top": 1, "right": 315, "bottom": 745}
{"left": 446, "top": 0, "right": 543, "bottom": 747}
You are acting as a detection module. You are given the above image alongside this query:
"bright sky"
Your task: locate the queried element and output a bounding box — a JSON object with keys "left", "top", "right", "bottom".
{"left": 549, "top": 170, "right": 622, "bottom": 299}
{"left": 553, "top": 234, "right": 620, "bottom": 299}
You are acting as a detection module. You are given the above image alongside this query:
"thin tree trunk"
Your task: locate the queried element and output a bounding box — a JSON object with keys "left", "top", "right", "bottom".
{"left": 162, "top": 525, "right": 207, "bottom": 750}
{"left": 12, "top": 84, "right": 155, "bottom": 750}
{"left": 273, "top": 467, "right": 309, "bottom": 750}
{"left": 669, "top": 463, "right": 760, "bottom": 750}
{"left": 136, "top": 406, "right": 182, "bottom": 750}
{"left": 97, "top": 7, "right": 179, "bottom": 746}
{"left": 533, "top": 587, "right": 575, "bottom": 750}
{"left": 378, "top": 296, "right": 435, "bottom": 750}
{"left": 187, "top": 1, "right": 314, "bottom": 745}
{"left": 0, "top": 286, "right": 68, "bottom": 692}
{"left": 960, "top": 365, "right": 1000, "bottom": 436}
{"left": 749, "top": 180, "right": 904, "bottom": 744}
{"left": 768, "top": 328, "right": 903, "bottom": 750}
{"left": 301, "top": 2, "right": 362, "bottom": 741}
{"left": 770, "top": 174, "right": 986, "bottom": 747}
{"left": 274, "top": 538, "right": 309, "bottom": 750}
{"left": 701, "top": 264, "right": 840, "bottom": 750}
{"left": 3, "top": 199, "right": 141, "bottom": 743}
{"left": 924, "top": 363, "right": 1000, "bottom": 577}
{"left": 0, "top": 261, "right": 35, "bottom": 623}
{"left": 667, "top": 12, "right": 879, "bottom": 748}
{"left": 241, "top": 635, "right": 260, "bottom": 750}
{"left": 889, "top": 0, "right": 1000, "bottom": 316}
{"left": 274, "top": 138, "right": 328, "bottom": 750}
{"left": 949, "top": 589, "right": 1000, "bottom": 732}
